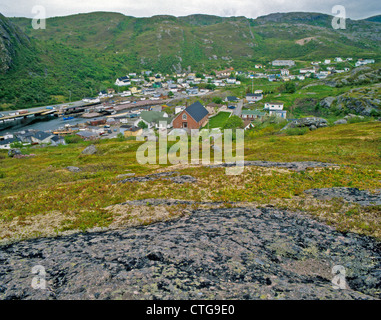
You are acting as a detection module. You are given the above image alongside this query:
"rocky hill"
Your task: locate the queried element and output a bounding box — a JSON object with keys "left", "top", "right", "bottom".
{"left": 0, "top": 13, "right": 30, "bottom": 73}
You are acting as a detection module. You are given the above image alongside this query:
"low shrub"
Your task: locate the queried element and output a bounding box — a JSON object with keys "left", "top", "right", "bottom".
{"left": 285, "top": 127, "right": 309, "bottom": 136}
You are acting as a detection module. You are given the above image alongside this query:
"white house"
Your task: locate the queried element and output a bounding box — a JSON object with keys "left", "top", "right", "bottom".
{"left": 115, "top": 76, "right": 131, "bottom": 87}
{"left": 82, "top": 97, "right": 100, "bottom": 104}
{"left": 300, "top": 67, "right": 316, "bottom": 74}
{"left": 324, "top": 59, "right": 331, "bottom": 65}
{"left": 272, "top": 60, "right": 295, "bottom": 67}
{"left": 246, "top": 93, "right": 263, "bottom": 103}
{"left": 281, "top": 69, "right": 290, "bottom": 76}
{"left": 226, "top": 78, "right": 237, "bottom": 84}
{"left": 269, "top": 110, "right": 287, "bottom": 119}
{"left": 175, "top": 106, "right": 186, "bottom": 114}
{"left": 355, "top": 59, "right": 375, "bottom": 67}
{"left": 264, "top": 102, "right": 284, "bottom": 111}
{"left": 335, "top": 57, "right": 343, "bottom": 62}
{"left": 0, "top": 137, "right": 21, "bottom": 149}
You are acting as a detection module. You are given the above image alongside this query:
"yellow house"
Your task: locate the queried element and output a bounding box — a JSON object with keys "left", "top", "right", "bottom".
{"left": 122, "top": 126, "right": 143, "bottom": 137}
{"left": 130, "top": 87, "right": 142, "bottom": 94}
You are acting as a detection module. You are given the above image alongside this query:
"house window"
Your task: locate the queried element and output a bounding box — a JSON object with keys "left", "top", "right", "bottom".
{"left": 182, "top": 113, "right": 187, "bottom": 120}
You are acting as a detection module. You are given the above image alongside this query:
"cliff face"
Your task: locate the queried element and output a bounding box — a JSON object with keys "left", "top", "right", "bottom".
{"left": 0, "top": 13, "right": 29, "bottom": 73}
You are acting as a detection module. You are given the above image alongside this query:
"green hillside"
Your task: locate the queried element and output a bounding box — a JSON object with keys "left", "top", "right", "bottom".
{"left": 0, "top": 11, "right": 380, "bottom": 109}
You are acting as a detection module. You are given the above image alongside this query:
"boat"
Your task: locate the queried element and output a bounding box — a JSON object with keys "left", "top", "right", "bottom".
{"left": 63, "top": 116, "right": 74, "bottom": 121}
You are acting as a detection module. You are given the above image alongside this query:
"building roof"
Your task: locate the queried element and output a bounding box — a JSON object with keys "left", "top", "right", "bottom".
{"left": 184, "top": 101, "right": 209, "bottom": 123}
{"left": 33, "top": 131, "right": 52, "bottom": 141}
{"left": 241, "top": 110, "right": 266, "bottom": 116}
{"left": 246, "top": 93, "right": 263, "bottom": 97}
{"left": 76, "top": 131, "right": 98, "bottom": 138}
{"left": 50, "top": 135, "right": 63, "bottom": 142}
{"left": 140, "top": 111, "right": 167, "bottom": 123}
{"left": 226, "top": 96, "right": 238, "bottom": 101}
{"left": 0, "top": 137, "right": 20, "bottom": 145}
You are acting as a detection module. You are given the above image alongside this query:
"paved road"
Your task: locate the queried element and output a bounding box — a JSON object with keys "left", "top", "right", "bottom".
{"left": 233, "top": 99, "right": 244, "bottom": 116}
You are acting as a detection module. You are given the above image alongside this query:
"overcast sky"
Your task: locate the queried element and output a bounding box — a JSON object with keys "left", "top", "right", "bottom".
{"left": 1, "top": 0, "right": 380, "bottom": 20}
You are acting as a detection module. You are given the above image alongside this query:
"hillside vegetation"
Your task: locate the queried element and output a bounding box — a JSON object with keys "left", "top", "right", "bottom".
{"left": 0, "top": 121, "right": 380, "bottom": 243}
{"left": 0, "top": 11, "right": 380, "bottom": 109}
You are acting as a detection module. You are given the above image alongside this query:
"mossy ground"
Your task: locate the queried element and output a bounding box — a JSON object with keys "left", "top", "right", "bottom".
{"left": 0, "top": 121, "right": 380, "bottom": 242}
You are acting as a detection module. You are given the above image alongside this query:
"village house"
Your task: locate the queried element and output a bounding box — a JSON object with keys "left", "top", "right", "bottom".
{"left": 186, "top": 87, "right": 199, "bottom": 95}
{"left": 172, "top": 101, "right": 209, "bottom": 130}
{"left": 272, "top": 60, "right": 295, "bottom": 67}
{"left": 0, "top": 137, "right": 21, "bottom": 149}
{"left": 134, "top": 111, "right": 171, "bottom": 129}
{"left": 225, "top": 96, "right": 239, "bottom": 103}
{"left": 300, "top": 67, "right": 316, "bottom": 74}
{"left": 226, "top": 77, "right": 237, "bottom": 84}
{"left": 355, "top": 59, "right": 375, "bottom": 67}
{"left": 243, "top": 119, "right": 255, "bottom": 130}
{"left": 264, "top": 102, "right": 284, "bottom": 111}
{"left": 246, "top": 93, "right": 263, "bottom": 103}
{"left": 120, "top": 125, "right": 143, "bottom": 137}
{"left": 206, "top": 102, "right": 223, "bottom": 115}
{"left": 175, "top": 106, "right": 186, "bottom": 114}
{"left": 241, "top": 110, "right": 266, "bottom": 120}
{"left": 75, "top": 131, "right": 99, "bottom": 141}
{"left": 264, "top": 103, "right": 287, "bottom": 119}
{"left": 215, "top": 67, "right": 234, "bottom": 79}
{"left": 281, "top": 69, "right": 290, "bottom": 76}
{"left": 30, "top": 131, "right": 57, "bottom": 145}
{"left": 115, "top": 76, "right": 131, "bottom": 87}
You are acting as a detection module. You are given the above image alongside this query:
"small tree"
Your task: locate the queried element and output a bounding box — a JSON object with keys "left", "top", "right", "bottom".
{"left": 137, "top": 120, "right": 148, "bottom": 129}
{"left": 10, "top": 141, "right": 23, "bottom": 149}
{"left": 222, "top": 115, "right": 244, "bottom": 129}
{"left": 212, "top": 97, "right": 223, "bottom": 104}
{"left": 168, "top": 91, "right": 174, "bottom": 98}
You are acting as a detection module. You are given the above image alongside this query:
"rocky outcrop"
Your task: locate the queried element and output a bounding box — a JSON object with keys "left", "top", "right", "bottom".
{"left": 304, "top": 188, "right": 381, "bottom": 206}
{"left": 0, "top": 14, "right": 30, "bottom": 73}
{"left": 319, "top": 85, "right": 381, "bottom": 117}
{"left": 7, "top": 148, "right": 21, "bottom": 158}
{"left": 208, "top": 161, "right": 337, "bottom": 172}
{"left": 328, "top": 67, "right": 381, "bottom": 88}
{"left": 81, "top": 145, "right": 97, "bottom": 155}
{"left": 281, "top": 117, "right": 328, "bottom": 131}
{"left": 118, "top": 171, "right": 197, "bottom": 184}
{"left": 334, "top": 119, "right": 347, "bottom": 125}
{"left": 0, "top": 206, "right": 380, "bottom": 300}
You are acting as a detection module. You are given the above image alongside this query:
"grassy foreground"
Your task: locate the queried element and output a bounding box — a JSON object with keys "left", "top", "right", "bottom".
{"left": 0, "top": 121, "right": 380, "bottom": 243}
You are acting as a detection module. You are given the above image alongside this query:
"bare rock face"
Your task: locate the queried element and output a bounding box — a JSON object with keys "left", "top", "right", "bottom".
{"left": 282, "top": 117, "right": 328, "bottom": 131}
{"left": 118, "top": 171, "right": 197, "bottom": 184}
{"left": 304, "top": 187, "right": 381, "bottom": 206}
{"left": 66, "top": 166, "right": 81, "bottom": 173}
{"left": 334, "top": 119, "right": 347, "bottom": 125}
{"left": 7, "top": 148, "right": 22, "bottom": 158}
{"left": 0, "top": 206, "right": 380, "bottom": 300}
{"left": 81, "top": 145, "right": 97, "bottom": 155}
{"left": 0, "top": 14, "right": 30, "bottom": 73}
